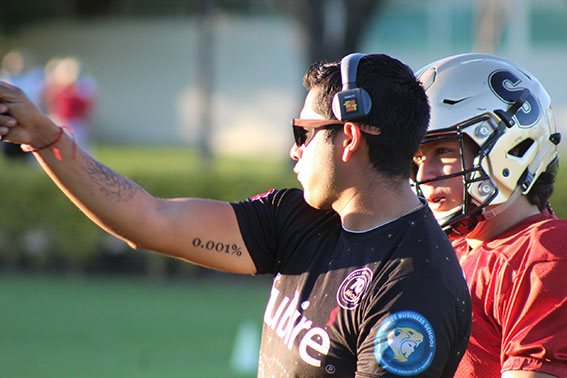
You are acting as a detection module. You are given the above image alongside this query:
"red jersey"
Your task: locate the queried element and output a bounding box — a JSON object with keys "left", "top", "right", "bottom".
{"left": 453, "top": 213, "right": 567, "bottom": 377}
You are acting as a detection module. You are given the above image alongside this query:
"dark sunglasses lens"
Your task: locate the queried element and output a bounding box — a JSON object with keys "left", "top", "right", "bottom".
{"left": 293, "top": 126, "right": 307, "bottom": 146}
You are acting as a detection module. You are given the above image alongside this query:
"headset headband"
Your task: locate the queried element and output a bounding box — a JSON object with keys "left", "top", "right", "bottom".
{"left": 332, "top": 53, "right": 372, "bottom": 121}
{"left": 341, "top": 53, "right": 365, "bottom": 90}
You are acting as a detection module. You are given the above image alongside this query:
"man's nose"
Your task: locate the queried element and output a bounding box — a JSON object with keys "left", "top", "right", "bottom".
{"left": 415, "top": 155, "right": 437, "bottom": 182}
{"left": 290, "top": 143, "right": 302, "bottom": 161}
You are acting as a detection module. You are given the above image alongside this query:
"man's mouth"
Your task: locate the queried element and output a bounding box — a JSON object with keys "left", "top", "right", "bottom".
{"left": 427, "top": 195, "right": 446, "bottom": 210}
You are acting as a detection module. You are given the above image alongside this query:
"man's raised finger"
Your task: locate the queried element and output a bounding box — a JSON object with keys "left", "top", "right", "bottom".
{"left": 0, "top": 80, "right": 24, "bottom": 100}
{"left": 0, "top": 114, "right": 17, "bottom": 127}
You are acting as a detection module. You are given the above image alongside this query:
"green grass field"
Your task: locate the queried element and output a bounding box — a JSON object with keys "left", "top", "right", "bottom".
{"left": 0, "top": 273, "right": 272, "bottom": 378}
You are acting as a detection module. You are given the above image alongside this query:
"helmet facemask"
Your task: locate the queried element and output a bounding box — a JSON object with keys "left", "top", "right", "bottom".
{"left": 413, "top": 116, "right": 497, "bottom": 236}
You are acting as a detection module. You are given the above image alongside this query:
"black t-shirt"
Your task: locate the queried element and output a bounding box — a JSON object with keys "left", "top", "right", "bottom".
{"left": 231, "top": 188, "right": 471, "bottom": 377}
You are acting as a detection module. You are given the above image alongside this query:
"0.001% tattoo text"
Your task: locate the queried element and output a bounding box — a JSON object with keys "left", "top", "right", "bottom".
{"left": 192, "top": 238, "right": 242, "bottom": 256}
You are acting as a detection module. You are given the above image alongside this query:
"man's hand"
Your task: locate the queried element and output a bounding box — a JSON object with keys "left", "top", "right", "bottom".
{"left": 0, "top": 80, "right": 60, "bottom": 148}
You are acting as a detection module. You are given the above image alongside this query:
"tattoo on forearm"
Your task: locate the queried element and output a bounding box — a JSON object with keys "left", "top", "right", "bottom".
{"left": 83, "top": 158, "right": 140, "bottom": 203}
{"left": 192, "top": 237, "right": 243, "bottom": 256}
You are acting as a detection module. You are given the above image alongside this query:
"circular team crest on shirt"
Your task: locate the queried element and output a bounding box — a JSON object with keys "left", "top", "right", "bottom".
{"left": 336, "top": 268, "right": 373, "bottom": 310}
{"left": 374, "top": 311, "right": 436, "bottom": 376}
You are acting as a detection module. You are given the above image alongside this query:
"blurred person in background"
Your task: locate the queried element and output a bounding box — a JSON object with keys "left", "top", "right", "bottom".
{"left": 0, "top": 48, "right": 44, "bottom": 160}
{"left": 42, "top": 56, "right": 97, "bottom": 151}
{"left": 413, "top": 53, "right": 567, "bottom": 378}
{"left": 0, "top": 53, "right": 471, "bottom": 377}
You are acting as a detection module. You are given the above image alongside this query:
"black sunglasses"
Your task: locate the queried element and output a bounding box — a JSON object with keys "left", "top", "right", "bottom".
{"left": 291, "top": 119, "right": 382, "bottom": 147}
{"left": 291, "top": 119, "right": 345, "bottom": 147}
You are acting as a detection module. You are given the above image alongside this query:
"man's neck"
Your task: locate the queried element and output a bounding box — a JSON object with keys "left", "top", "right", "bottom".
{"left": 335, "top": 180, "right": 422, "bottom": 232}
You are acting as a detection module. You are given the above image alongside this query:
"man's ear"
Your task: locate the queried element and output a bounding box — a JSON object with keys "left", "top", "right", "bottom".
{"left": 341, "top": 122, "right": 362, "bottom": 162}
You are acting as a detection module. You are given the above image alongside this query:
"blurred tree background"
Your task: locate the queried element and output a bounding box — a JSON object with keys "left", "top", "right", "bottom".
{"left": 1, "top": 0, "right": 385, "bottom": 62}
{"left": 1, "top": 0, "right": 388, "bottom": 163}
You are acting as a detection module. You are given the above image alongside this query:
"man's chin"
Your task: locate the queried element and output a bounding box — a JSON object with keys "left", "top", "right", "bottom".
{"left": 303, "top": 192, "right": 332, "bottom": 210}
{"left": 432, "top": 207, "right": 462, "bottom": 224}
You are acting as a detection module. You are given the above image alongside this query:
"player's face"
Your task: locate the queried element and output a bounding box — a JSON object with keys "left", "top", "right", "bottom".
{"left": 413, "top": 138, "right": 473, "bottom": 219}
{"left": 290, "top": 89, "right": 341, "bottom": 209}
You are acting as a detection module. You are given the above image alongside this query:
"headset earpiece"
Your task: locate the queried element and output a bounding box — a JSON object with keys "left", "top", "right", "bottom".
{"left": 332, "top": 53, "right": 372, "bottom": 121}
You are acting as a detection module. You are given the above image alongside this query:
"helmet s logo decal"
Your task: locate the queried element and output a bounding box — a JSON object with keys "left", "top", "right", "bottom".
{"left": 488, "top": 70, "right": 541, "bottom": 128}
{"left": 337, "top": 268, "right": 372, "bottom": 310}
{"left": 374, "top": 311, "right": 436, "bottom": 376}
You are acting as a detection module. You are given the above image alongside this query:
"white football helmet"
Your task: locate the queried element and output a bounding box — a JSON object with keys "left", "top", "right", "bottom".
{"left": 414, "top": 53, "right": 561, "bottom": 233}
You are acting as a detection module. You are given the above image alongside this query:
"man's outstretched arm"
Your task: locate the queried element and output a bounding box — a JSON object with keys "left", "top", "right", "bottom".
{"left": 0, "top": 81, "right": 256, "bottom": 274}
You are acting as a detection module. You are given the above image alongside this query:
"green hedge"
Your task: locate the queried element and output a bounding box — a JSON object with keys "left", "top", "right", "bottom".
{"left": 1, "top": 146, "right": 566, "bottom": 273}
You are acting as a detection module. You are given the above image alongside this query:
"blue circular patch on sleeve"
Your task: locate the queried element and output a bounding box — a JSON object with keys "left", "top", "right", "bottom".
{"left": 374, "top": 311, "right": 436, "bottom": 376}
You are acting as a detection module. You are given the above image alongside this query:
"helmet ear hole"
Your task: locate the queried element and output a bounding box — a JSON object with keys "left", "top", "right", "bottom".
{"left": 508, "top": 138, "right": 534, "bottom": 158}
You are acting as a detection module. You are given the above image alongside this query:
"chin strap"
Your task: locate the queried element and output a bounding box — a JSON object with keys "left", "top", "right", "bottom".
{"left": 482, "top": 186, "right": 522, "bottom": 219}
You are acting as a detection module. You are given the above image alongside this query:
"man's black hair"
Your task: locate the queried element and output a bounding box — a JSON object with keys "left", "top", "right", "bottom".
{"left": 303, "top": 54, "right": 430, "bottom": 179}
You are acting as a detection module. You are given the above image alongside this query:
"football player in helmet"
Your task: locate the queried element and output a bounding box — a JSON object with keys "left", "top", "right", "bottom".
{"left": 413, "top": 53, "right": 567, "bottom": 377}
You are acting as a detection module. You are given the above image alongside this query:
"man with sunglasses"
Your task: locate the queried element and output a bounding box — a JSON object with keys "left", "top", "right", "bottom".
{"left": 413, "top": 54, "right": 567, "bottom": 377}
{"left": 0, "top": 53, "right": 471, "bottom": 377}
